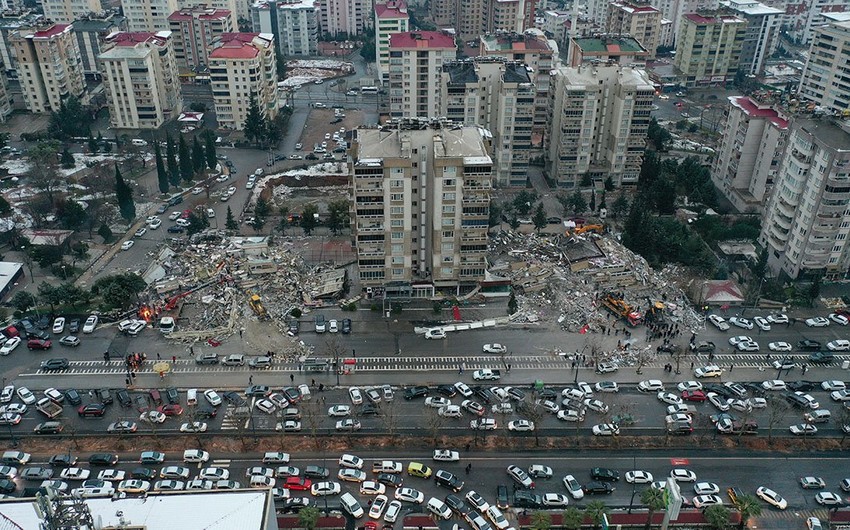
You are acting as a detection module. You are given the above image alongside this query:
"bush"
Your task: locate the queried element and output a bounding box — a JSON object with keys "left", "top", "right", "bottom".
{"left": 290, "top": 308, "right": 303, "bottom": 318}
{"left": 370, "top": 304, "right": 379, "bottom": 311}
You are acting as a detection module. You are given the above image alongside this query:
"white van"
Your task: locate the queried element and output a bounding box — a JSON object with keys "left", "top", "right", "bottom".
{"left": 250, "top": 475, "right": 275, "bottom": 488}
{"left": 159, "top": 316, "right": 175, "bottom": 334}
{"left": 427, "top": 497, "right": 452, "bottom": 520}
{"left": 186, "top": 389, "right": 197, "bottom": 406}
{"left": 254, "top": 168, "right": 264, "bottom": 177}
{"left": 340, "top": 492, "right": 364, "bottom": 518}
{"left": 131, "top": 139, "right": 148, "bottom": 147}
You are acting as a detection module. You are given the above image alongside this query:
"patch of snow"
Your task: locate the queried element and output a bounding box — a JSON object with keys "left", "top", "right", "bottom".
{"left": 286, "top": 59, "right": 354, "bottom": 70}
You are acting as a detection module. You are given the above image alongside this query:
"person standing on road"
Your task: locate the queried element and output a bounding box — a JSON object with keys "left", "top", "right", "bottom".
{"left": 290, "top": 374, "right": 294, "bottom": 383}
{"left": 249, "top": 375, "right": 253, "bottom": 384}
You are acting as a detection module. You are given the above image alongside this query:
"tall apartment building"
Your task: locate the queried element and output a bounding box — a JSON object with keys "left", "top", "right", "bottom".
{"left": 350, "top": 120, "right": 493, "bottom": 291}
{"left": 440, "top": 59, "right": 535, "bottom": 187}
{"left": 719, "top": 0, "right": 782, "bottom": 75}
{"left": 387, "top": 31, "right": 455, "bottom": 118}
{"left": 786, "top": 0, "right": 850, "bottom": 46}
{"left": 606, "top": 0, "right": 662, "bottom": 59}
{"left": 375, "top": 0, "right": 408, "bottom": 84}
{"left": 712, "top": 96, "right": 789, "bottom": 213}
{"left": 0, "top": 10, "right": 43, "bottom": 79}
{"left": 11, "top": 22, "right": 87, "bottom": 113}
{"left": 42, "top": 0, "right": 101, "bottom": 24}
{"left": 314, "top": 0, "right": 370, "bottom": 37}
{"left": 546, "top": 64, "right": 654, "bottom": 188}
{"left": 100, "top": 31, "right": 181, "bottom": 128}
{"left": 798, "top": 14, "right": 850, "bottom": 115}
{"left": 759, "top": 118, "right": 850, "bottom": 279}
{"left": 209, "top": 32, "right": 278, "bottom": 130}
{"left": 0, "top": 73, "right": 11, "bottom": 121}
{"left": 674, "top": 13, "right": 745, "bottom": 87}
{"left": 648, "top": 0, "right": 719, "bottom": 46}
{"left": 124, "top": 0, "right": 179, "bottom": 31}
{"left": 168, "top": 6, "right": 233, "bottom": 69}
{"left": 179, "top": 0, "right": 241, "bottom": 21}
{"left": 72, "top": 12, "right": 127, "bottom": 78}
{"left": 430, "top": 0, "right": 534, "bottom": 42}
{"left": 478, "top": 30, "right": 558, "bottom": 137}
{"left": 251, "top": 0, "right": 318, "bottom": 56}
{"left": 567, "top": 36, "right": 649, "bottom": 66}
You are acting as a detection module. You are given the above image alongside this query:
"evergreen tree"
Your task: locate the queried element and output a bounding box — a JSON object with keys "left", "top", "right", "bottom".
{"left": 114, "top": 165, "right": 136, "bottom": 222}
{"left": 225, "top": 206, "right": 238, "bottom": 230}
{"left": 192, "top": 136, "right": 205, "bottom": 174}
{"left": 243, "top": 95, "right": 266, "bottom": 147}
{"left": 589, "top": 192, "right": 596, "bottom": 212}
{"left": 60, "top": 147, "right": 75, "bottom": 169}
{"left": 154, "top": 141, "right": 169, "bottom": 194}
{"left": 178, "top": 135, "right": 193, "bottom": 183}
{"left": 532, "top": 203, "right": 547, "bottom": 233}
{"left": 204, "top": 131, "right": 217, "bottom": 170}
{"left": 166, "top": 134, "right": 180, "bottom": 188}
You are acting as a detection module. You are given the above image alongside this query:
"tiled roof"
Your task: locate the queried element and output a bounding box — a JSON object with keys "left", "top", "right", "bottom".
{"left": 390, "top": 31, "right": 455, "bottom": 49}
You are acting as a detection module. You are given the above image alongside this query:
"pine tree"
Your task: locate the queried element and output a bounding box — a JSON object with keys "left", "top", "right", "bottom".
{"left": 225, "top": 206, "right": 238, "bottom": 230}
{"left": 178, "top": 135, "right": 193, "bottom": 183}
{"left": 155, "top": 141, "right": 169, "bottom": 194}
{"left": 204, "top": 131, "right": 217, "bottom": 170}
{"left": 192, "top": 136, "right": 205, "bottom": 175}
{"left": 166, "top": 134, "right": 180, "bottom": 188}
{"left": 243, "top": 95, "right": 265, "bottom": 147}
{"left": 114, "top": 164, "right": 136, "bottom": 222}
{"left": 589, "top": 192, "right": 596, "bottom": 212}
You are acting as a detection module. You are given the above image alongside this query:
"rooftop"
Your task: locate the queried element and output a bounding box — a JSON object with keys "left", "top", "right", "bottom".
{"left": 25, "top": 22, "right": 71, "bottom": 39}
{"left": 70, "top": 14, "right": 126, "bottom": 31}
{"left": 105, "top": 31, "right": 172, "bottom": 47}
{"left": 356, "top": 124, "right": 490, "bottom": 160}
{"left": 798, "top": 118, "right": 850, "bottom": 152}
{"left": 168, "top": 7, "right": 232, "bottom": 21}
{"left": 375, "top": 0, "right": 407, "bottom": 18}
{"left": 683, "top": 13, "right": 746, "bottom": 24}
{"left": 728, "top": 96, "right": 788, "bottom": 128}
{"left": 556, "top": 64, "right": 655, "bottom": 90}
{"left": 444, "top": 61, "right": 478, "bottom": 84}
{"left": 210, "top": 32, "right": 272, "bottom": 59}
{"left": 0, "top": 490, "right": 274, "bottom": 530}
{"left": 823, "top": 11, "right": 850, "bottom": 22}
{"left": 390, "top": 31, "right": 456, "bottom": 49}
{"left": 720, "top": 0, "right": 784, "bottom": 15}
{"left": 503, "top": 62, "right": 532, "bottom": 84}
{"left": 609, "top": 1, "right": 660, "bottom": 14}
{"left": 480, "top": 31, "right": 553, "bottom": 52}
{"left": 572, "top": 36, "right": 646, "bottom": 54}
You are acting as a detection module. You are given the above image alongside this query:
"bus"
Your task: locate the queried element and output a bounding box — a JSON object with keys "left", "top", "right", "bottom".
{"left": 360, "top": 86, "right": 378, "bottom": 95}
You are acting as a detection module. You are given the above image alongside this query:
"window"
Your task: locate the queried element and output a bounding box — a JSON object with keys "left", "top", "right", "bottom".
{"left": 390, "top": 193, "right": 404, "bottom": 201}
{"left": 391, "top": 256, "right": 404, "bottom": 264}
{"left": 442, "top": 205, "right": 455, "bottom": 214}
{"left": 390, "top": 219, "right": 403, "bottom": 227}
{"left": 392, "top": 268, "right": 404, "bottom": 277}
{"left": 441, "top": 242, "right": 454, "bottom": 252}
{"left": 390, "top": 179, "right": 403, "bottom": 187}
{"left": 442, "top": 231, "right": 454, "bottom": 238}
{"left": 442, "top": 193, "right": 455, "bottom": 201}
{"left": 391, "top": 244, "right": 403, "bottom": 253}
{"left": 441, "top": 267, "right": 454, "bottom": 275}
{"left": 391, "top": 231, "right": 404, "bottom": 240}
{"left": 443, "top": 178, "right": 455, "bottom": 187}
{"left": 442, "top": 218, "right": 454, "bottom": 226}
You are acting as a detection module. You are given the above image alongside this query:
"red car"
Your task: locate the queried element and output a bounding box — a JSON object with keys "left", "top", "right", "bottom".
{"left": 27, "top": 339, "right": 52, "bottom": 350}
{"left": 78, "top": 403, "right": 106, "bottom": 417}
{"left": 681, "top": 390, "right": 707, "bottom": 402}
{"left": 283, "top": 476, "right": 312, "bottom": 491}
{"left": 157, "top": 404, "right": 184, "bottom": 416}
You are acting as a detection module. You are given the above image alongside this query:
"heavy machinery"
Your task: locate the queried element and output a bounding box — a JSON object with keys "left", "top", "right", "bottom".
{"left": 249, "top": 294, "right": 269, "bottom": 320}
{"left": 600, "top": 293, "right": 643, "bottom": 327}
{"left": 565, "top": 224, "right": 604, "bottom": 237}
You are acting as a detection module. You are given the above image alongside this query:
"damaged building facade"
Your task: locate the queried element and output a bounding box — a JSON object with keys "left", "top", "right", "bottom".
{"left": 350, "top": 118, "right": 493, "bottom": 296}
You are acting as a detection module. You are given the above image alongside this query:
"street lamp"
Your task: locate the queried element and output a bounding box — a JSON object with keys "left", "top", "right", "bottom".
{"left": 627, "top": 455, "right": 637, "bottom": 513}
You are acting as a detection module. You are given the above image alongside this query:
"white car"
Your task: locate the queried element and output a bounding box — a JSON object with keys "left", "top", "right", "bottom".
{"left": 693, "top": 495, "right": 723, "bottom": 509}
{"left": 175, "top": 218, "right": 190, "bottom": 227}
{"left": 0, "top": 337, "right": 21, "bottom": 355}
{"left": 139, "top": 411, "right": 166, "bottom": 424}
{"left": 789, "top": 424, "right": 818, "bottom": 435}
{"left": 120, "top": 241, "right": 134, "bottom": 251}
{"left": 470, "top": 418, "right": 497, "bottom": 430}
{"left": 822, "top": 381, "right": 846, "bottom": 391}
{"left": 756, "top": 486, "right": 787, "bottom": 509}
{"left": 483, "top": 344, "right": 507, "bottom": 354}
{"left": 349, "top": 387, "right": 363, "bottom": 405}
{"left": 595, "top": 381, "right": 619, "bottom": 393}
{"left": 625, "top": 471, "right": 654, "bottom": 484}
{"left": 542, "top": 493, "right": 570, "bottom": 507}
{"left": 728, "top": 335, "right": 753, "bottom": 346}
{"left": 657, "top": 392, "right": 682, "bottom": 405}
{"left": 767, "top": 314, "right": 788, "bottom": 324}
{"left": 753, "top": 316, "right": 771, "bottom": 331}
{"left": 831, "top": 390, "right": 850, "bottom": 402}
{"left": 425, "top": 396, "right": 450, "bottom": 408}
{"left": 168, "top": 211, "right": 181, "bottom": 221}
{"left": 360, "top": 481, "right": 386, "bottom": 495}
{"left": 255, "top": 399, "right": 275, "bottom": 414}
{"left": 768, "top": 342, "right": 792, "bottom": 352}
{"left": 82, "top": 315, "right": 98, "bottom": 333}
{"left": 677, "top": 381, "right": 703, "bottom": 392}
{"left": 596, "top": 362, "right": 618, "bottom": 374}
{"left": 670, "top": 469, "right": 697, "bottom": 482}
{"left": 557, "top": 409, "right": 585, "bottom": 422}
{"left": 729, "top": 317, "right": 753, "bottom": 330}
{"left": 191, "top": 187, "right": 203, "bottom": 195}
{"left": 583, "top": 399, "right": 608, "bottom": 413}
{"left": 803, "top": 410, "right": 831, "bottom": 423}
{"left": 338, "top": 454, "right": 363, "bottom": 469}
{"left": 592, "top": 423, "right": 619, "bottom": 436}
{"left": 815, "top": 492, "right": 843, "bottom": 506}
{"left": 762, "top": 380, "right": 786, "bottom": 391}
{"left": 694, "top": 482, "right": 720, "bottom": 495}
{"left": 60, "top": 468, "right": 91, "bottom": 481}
{"left": 179, "top": 422, "right": 207, "bottom": 433}
{"left": 472, "top": 369, "right": 501, "bottom": 381}
{"left": 1, "top": 403, "right": 26, "bottom": 414}
{"left": 395, "top": 487, "right": 425, "bottom": 504}
{"left": 638, "top": 380, "right": 664, "bottom": 392}
{"left": 806, "top": 317, "right": 830, "bottom": 327}
{"left": 707, "top": 393, "right": 730, "bottom": 411}
{"left": 737, "top": 340, "right": 760, "bottom": 352}
{"left": 433, "top": 450, "right": 460, "bottom": 462}
{"left": 528, "top": 465, "right": 553, "bottom": 479}
{"left": 563, "top": 475, "right": 584, "bottom": 499}
{"left": 694, "top": 365, "right": 723, "bottom": 378}
{"left": 52, "top": 317, "right": 65, "bottom": 334}
{"left": 17, "top": 387, "right": 36, "bottom": 405}
{"left": 199, "top": 468, "right": 229, "bottom": 481}
{"left": 507, "top": 420, "right": 535, "bottom": 432}
{"left": 338, "top": 468, "right": 366, "bottom": 482}
{"left": 97, "top": 469, "right": 126, "bottom": 481}
{"left": 424, "top": 329, "right": 446, "bottom": 339}
{"left": 134, "top": 226, "right": 147, "bottom": 237}
{"left": 829, "top": 313, "right": 849, "bottom": 326}
{"left": 666, "top": 414, "right": 693, "bottom": 425}
{"left": 438, "top": 405, "right": 462, "bottom": 417}
{"left": 148, "top": 218, "right": 162, "bottom": 229}
{"left": 311, "top": 481, "right": 341, "bottom": 496}
{"left": 383, "top": 500, "right": 402, "bottom": 522}
{"left": 328, "top": 405, "right": 351, "bottom": 417}
{"left": 1, "top": 385, "right": 13, "bottom": 403}
{"left": 827, "top": 340, "right": 850, "bottom": 351}
{"left": 536, "top": 400, "right": 559, "bottom": 414}
{"left": 203, "top": 389, "right": 221, "bottom": 406}
{"left": 708, "top": 314, "right": 730, "bottom": 331}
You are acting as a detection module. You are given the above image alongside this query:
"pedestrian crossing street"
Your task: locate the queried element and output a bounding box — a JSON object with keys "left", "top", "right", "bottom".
{"left": 22, "top": 353, "right": 848, "bottom": 376}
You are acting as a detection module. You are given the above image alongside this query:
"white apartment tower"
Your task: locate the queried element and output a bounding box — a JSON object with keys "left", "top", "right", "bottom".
{"left": 546, "top": 64, "right": 655, "bottom": 188}
{"left": 375, "top": 0, "right": 409, "bottom": 84}
{"left": 100, "top": 31, "right": 181, "bottom": 129}
{"left": 351, "top": 120, "right": 493, "bottom": 291}
{"left": 786, "top": 0, "right": 850, "bottom": 47}
{"left": 606, "top": 0, "right": 662, "bottom": 59}
{"left": 440, "top": 59, "right": 535, "bottom": 187}
{"left": 759, "top": 119, "right": 850, "bottom": 279}
{"left": 719, "top": 0, "right": 783, "bottom": 75}
{"left": 251, "top": 0, "right": 318, "bottom": 56}
{"left": 798, "top": 14, "right": 850, "bottom": 115}
{"left": 388, "top": 30, "right": 456, "bottom": 118}
{"left": 314, "top": 0, "right": 371, "bottom": 36}
{"left": 42, "top": 0, "right": 102, "bottom": 24}
{"left": 208, "top": 32, "right": 278, "bottom": 130}
{"left": 124, "top": 0, "right": 179, "bottom": 31}
{"left": 11, "top": 22, "right": 87, "bottom": 113}
{"left": 711, "top": 96, "right": 789, "bottom": 213}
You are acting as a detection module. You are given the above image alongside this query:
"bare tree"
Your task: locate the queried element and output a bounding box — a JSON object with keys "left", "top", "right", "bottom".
{"left": 302, "top": 399, "right": 324, "bottom": 449}
{"left": 521, "top": 401, "right": 544, "bottom": 447}
{"left": 671, "top": 345, "right": 690, "bottom": 375}
{"left": 764, "top": 395, "right": 789, "bottom": 445}
{"left": 633, "top": 346, "right": 654, "bottom": 375}
{"left": 381, "top": 397, "right": 401, "bottom": 442}
{"left": 425, "top": 408, "right": 446, "bottom": 447}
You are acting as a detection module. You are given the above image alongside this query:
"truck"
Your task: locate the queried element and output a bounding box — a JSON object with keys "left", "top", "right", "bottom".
{"left": 472, "top": 369, "right": 501, "bottom": 381}
{"left": 248, "top": 295, "right": 269, "bottom": 320}
{"left": 35, "top": 397, "right": 63, "bottom": 419}
{"left": 600, "top": 293, "right": 643, "bottom": 327}
{"left": 372, "top": 461, "right": 403, "bottom": 474}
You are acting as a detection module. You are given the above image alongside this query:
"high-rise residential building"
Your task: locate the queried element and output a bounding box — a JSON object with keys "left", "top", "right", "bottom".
{"left": 674, "top": 13, "right": 745, "bottom": 87}
{"left": 798, "top": 14, "right": 850, "bottom": 115}
{"left": 100, "top": 30, "right": 181, "bottom": 129}
{"left": 719, "top": 0, "right": 783, "bottom": 75}
{"left": 648, "top": 0, "right": 718, "bottom": 46}
{"left": 440, "top": 59, "right": 535, "bottom": 187}
{"left": 479, "top": 30, "right": 559, "bottom": 137}
{"left": 430, "top": 0, "right": 534, "bottom": 42}
{"left": 350, "top": 120, "right": 493, "bottom": 291}
{"left": 759, "top": 118, "right": 850, "bottom": 279}
{"left": 786, "top": 0, "right": 850, "bottom": 46}
{"left": 712, "top": 95, "right": 789, "bottom": 213}
{"left": 567, "top": 36, "right": 649, "bottom": 66}
{"left": 71, "top": 13, "right": 127, "bottom": 79}
{"left": 178, "top": 0, "right": 241, "bottom": 21}
{"left": 124, "top": 0, "right": 179, "bottom": 31}
{"left": 208, "top": 32, "right": 278, "bottom": 130}
{"left": 606, "top": 0, "right": 662, "bottom": 58}
{"left": 251, "top": 0, "right": 318, "bottom": 56}
{"left": 0, "top": 10, "right": 43, "bottom": 79}
{"left": 42, "top": 0, "right": 101, "bottom": 24}
{"left": 0, "top": 73, "right": 11, "bottom": 121}
{"left": 314, "top": 0, "right": 370, "bottom": 36}
{"left": 375, "top": 0, "right": 409, "bottom": 84}
{"left": 546, "top": 64, "right": 654, "bottom": 188}
{"left": 168, "top": 6, "right": 233, "bottom": 69}
{"left": 11, "top": 22, "right": 87, "bottom": 113}
{"left": 388, "top": 31, "right": 456, "bottom": 118}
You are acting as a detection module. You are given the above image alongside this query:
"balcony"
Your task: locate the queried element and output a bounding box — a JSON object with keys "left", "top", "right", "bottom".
{"left": 462, "top": 194, "right": 489, "bottom": 204}
{"left": 357, "top": 223, "right": 385, "bottom": 232}
{"left": 357, "top": 247, "right": 386, "bottom": 257}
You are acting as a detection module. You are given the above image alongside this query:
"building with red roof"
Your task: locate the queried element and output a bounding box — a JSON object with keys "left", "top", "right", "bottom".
{"left": 388, "top": 31, "right": 456, "bottom": 118}
{"left": 606, "top": 0, "right": 661, "bottom": 59}
{"left": 674, "top": 12, "right": 745, "bottom": 86}
{"left": 43, "top": 0, "right": 102, "bottom": 24}
{"left": 374, "top": 0, "right": 409, "bottom": 84}
{"left": 208, "top": 32, "right": 278, "bottom": 130}
{"left": 168, "top": 5, "right": 233, "bottom": 70}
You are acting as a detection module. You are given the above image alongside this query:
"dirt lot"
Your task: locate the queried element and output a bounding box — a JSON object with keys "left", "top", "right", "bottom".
{"left": 295, "top": 108, "right": 364, "bottom": 155}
